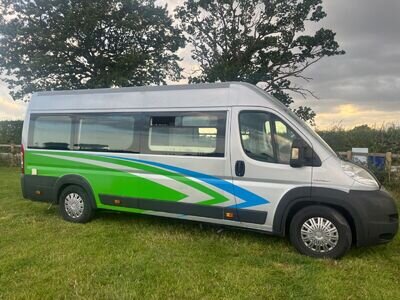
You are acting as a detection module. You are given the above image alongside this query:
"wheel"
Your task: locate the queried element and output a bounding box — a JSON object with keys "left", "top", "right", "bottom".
{"left": 289, "top": 206, "right": 352, "bottom": 259}
{"left": 59, "top": 185, "right": 94, "bottom": 223}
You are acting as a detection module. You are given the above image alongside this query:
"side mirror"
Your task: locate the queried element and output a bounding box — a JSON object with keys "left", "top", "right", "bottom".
{"left": 290, "top": 138, "right": 306, "bottom": 168}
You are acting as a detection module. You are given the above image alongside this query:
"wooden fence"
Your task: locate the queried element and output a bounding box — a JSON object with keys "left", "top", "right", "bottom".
{"left": 0, "top": 144, "right": 21, "bottom": 167}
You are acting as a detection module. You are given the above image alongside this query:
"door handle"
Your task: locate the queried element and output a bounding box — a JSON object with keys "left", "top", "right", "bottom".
{"left": 235, "top": 160, "right": 245, "bottom": 177}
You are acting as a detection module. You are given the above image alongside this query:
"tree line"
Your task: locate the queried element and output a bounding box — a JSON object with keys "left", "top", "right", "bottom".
{"left": 0, "top": 0, "right": 345, "bottom": 123}
{"left": 318, "top": 125, "right": 400, "bottom": 154}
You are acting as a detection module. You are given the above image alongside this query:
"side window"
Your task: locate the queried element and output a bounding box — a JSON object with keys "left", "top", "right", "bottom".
{"left": 274, "top": 120, "right": 298, "bottom": 164}
{"left": 76, "top": 114, "right": 138, "bottom": 153}
{"left": 28, "top": 115, "right": 72, "bottom": 150}
{"left": 239, "top": 111, "right": 307, "bottom": 165}
{"left": 239, "top": 112, "right": 275, "bottom": 162}
{"left": 147, "top": 112, "right": 226, "bottom": 157}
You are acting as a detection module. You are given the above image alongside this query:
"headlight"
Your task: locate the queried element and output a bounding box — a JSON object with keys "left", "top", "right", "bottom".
{"left": 341, "top": 161, "right": 379, "bottom": 187}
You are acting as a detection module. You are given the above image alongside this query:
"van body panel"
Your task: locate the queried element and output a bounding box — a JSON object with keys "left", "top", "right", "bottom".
{"left": 21, "top": 82, "right": 398, "bottom": 247}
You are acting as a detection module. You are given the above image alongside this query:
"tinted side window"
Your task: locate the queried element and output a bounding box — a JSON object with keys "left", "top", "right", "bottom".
{"left": 29, "top": 115, "right": 72, "bottom": 150}
{"left": 76, "top": 114, "right": 138, "bottom": 153}
{"left": 147, "top": 112, "right": 226, "bottom": 157}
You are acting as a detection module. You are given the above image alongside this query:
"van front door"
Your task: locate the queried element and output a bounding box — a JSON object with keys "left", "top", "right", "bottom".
{"left": 230, "top": 107, "right": 313, "bottom": 231}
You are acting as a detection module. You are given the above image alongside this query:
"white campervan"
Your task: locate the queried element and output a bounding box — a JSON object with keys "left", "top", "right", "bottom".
{"left": 21, "top": 82, "right": 398, "bottom": 258}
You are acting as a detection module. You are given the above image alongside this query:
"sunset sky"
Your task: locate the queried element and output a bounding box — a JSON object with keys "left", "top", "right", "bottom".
{"left": 1, "top": 0, "right": 399, "bottom": 130}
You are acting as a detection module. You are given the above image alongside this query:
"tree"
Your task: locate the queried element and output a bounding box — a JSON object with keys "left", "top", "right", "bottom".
{"left": 0, "top": 0, "right": 185, "bottom": 101}
{"left": 176, "top": 0, "right": 344, "bottom": 123}
{"left": 0, "top": 120, "right": 23, "bottom": 144}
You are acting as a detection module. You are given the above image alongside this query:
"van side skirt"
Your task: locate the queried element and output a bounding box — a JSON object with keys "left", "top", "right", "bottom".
{"left": 99, "top": 194, "right": 267, "bottom": 225}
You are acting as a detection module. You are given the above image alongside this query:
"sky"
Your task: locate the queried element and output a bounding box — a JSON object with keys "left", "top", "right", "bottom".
{"left": 1, "top": 0, "right": 399, "bottom": 130}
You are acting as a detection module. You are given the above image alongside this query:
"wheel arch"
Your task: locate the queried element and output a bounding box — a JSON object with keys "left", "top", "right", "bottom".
{"left": 273, "top": 187, "right": 365, "bottom": 246}
{"left": 54, "top": 175, "right": 97, "bottom": 208}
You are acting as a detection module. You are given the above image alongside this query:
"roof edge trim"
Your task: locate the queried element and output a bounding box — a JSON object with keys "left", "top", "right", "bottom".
{"left": 35, "top": 82, "right": 232, "bottom": 97}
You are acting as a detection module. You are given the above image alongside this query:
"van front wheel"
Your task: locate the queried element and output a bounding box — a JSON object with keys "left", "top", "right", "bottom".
{"left": 289, "top": 206, "right": 352, "bottom": 259}
{"left": 59, "top": 185, "right": 94, "bottom": 223}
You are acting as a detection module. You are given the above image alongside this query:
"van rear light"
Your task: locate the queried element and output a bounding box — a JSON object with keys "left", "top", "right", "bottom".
{"left": 21, "top": 144, "right": 25, "bottom": 174}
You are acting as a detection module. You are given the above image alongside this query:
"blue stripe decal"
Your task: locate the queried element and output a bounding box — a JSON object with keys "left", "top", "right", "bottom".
{"left": 108, "top": 156, "right": 269, "bottom": 209}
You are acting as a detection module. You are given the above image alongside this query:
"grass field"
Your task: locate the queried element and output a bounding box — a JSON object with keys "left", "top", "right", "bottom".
{"left": 1, "top": 167, "right": 399, "bottom": 299}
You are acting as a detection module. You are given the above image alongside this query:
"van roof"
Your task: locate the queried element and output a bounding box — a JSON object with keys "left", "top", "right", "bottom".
{"left": 35, "top": 82, "right": 232, "bottom": 96}
{"left": 29, "top": 81, "right": 285, "bottom": 112}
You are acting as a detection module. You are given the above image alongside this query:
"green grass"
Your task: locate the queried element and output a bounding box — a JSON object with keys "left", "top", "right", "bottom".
{"left": 0, "top": 168, "right": 399, "bottom": 299}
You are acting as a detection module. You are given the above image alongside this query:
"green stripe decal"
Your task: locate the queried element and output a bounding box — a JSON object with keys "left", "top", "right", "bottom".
{"left": 28, "top": 151, "right": 230, "bottom": 206}
{"left": 90, "top": 154, "right": 229, "bottom": 205}
{"left": 27, "top": 152, "right": 187, "bottom": 203}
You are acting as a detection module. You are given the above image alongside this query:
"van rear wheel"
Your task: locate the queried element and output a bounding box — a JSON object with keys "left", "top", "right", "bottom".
{"left": 289, "top": 206, "right": 352, "bottom": 259}
{"left": 59, "top": 185, "right": 94, "bottom": 223}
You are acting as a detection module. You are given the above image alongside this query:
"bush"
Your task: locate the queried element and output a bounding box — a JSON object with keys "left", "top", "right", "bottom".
{"left": 318, "top": 124, "right": 400, "bottom": 153}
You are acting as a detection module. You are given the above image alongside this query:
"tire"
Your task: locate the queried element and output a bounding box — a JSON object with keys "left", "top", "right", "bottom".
{"left": 59, "top": 185, "right": 94, "bottom": 223}
{"left": 289, "top": 205, "right": 352, "bottom": 259}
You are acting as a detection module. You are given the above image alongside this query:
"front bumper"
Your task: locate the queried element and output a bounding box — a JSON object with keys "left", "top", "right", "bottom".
{"left": 349, "top": 189, "right": 398, "bottom": 247}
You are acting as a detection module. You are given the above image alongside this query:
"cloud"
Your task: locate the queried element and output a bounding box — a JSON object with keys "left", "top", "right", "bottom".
{"left": 314, "top": 103, "right": 400, "bottom": 130}
{"left": 0, "top": 97, "right": 27, "bottom": 120}
{"left": 0, "top": 83, "right": 27, "bottom": 120}
{"left": 291, "top": 0, "right": 400, "bottom": 128}
{"left": 157, "top": 0, "right": 183, "bottom": 9}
